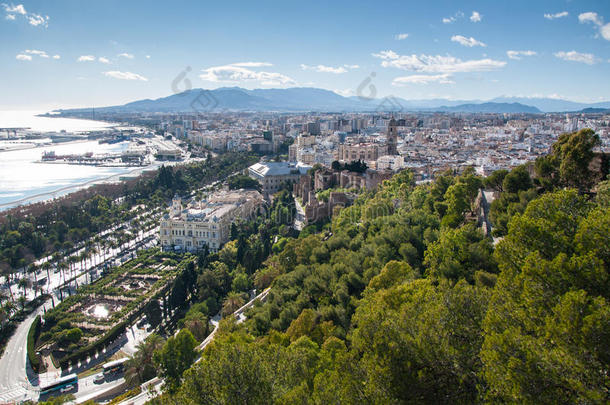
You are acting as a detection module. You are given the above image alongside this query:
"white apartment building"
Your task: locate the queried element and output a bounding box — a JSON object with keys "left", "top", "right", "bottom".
{"left": 159, "top": 190, "right": 264, "bottom": 252}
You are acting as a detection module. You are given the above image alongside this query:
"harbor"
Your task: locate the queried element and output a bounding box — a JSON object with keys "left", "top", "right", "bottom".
{"left": 0, "top": 123, "right": 190, "bottom": 210}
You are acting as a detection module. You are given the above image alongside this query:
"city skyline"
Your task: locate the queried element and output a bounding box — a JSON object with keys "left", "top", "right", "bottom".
{"left": 1, "top": 0, "right": 610, "bottom": 110}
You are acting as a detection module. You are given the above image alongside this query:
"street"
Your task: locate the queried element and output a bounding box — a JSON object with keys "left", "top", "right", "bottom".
{"left": 0, "top": 215, "right": 160, "bottom": 403}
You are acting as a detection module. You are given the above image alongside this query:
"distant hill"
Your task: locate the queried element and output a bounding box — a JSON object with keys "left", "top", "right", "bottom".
{"left": 490, "top": 96, "right": 610, "bottom": 113}
{"left": 52, "top": 87, "right": 609, "bottom": 115}
{"left": 578, "top": 107, "right": 610, "bottom": 114}
{"left": 432, "top": 102, "right": 541, "bottom": 114}
{"left": 56, "top": 87, "right": 369, "bottom": 114}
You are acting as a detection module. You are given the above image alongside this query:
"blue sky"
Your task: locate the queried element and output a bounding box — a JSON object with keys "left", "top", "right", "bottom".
{"left": 1, "top": 0, "right": 609, "bottom": 110}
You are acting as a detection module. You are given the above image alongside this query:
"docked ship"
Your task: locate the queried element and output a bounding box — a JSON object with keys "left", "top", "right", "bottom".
{"left": 41, "top": 151, "right": 93, "bottom": 161}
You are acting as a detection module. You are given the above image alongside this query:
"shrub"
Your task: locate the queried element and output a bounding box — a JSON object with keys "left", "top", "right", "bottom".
{"left": 27, "top": 315, "right": 42, "bottom": 373}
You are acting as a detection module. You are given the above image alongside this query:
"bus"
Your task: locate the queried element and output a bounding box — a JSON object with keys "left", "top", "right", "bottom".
{"left": 102, "top": 357, "right": 129, "bottom": 375}
{"left": 39, "top": 373, "right": 78, "bottom": 396}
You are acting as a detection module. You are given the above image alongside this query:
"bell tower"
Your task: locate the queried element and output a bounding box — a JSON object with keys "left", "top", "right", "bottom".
{"left": 171, "top": 195, "right": 182, "bottom": 216}
{"left": 387, "top": 117, "right": 398, "bottom": 155}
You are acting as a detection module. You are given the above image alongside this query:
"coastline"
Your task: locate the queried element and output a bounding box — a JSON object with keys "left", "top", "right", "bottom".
{"left": 0, "top": 162, "right": 161, "bottom": 211}
{"left": 0, "top": 138, "right": 89, "bottom": 153}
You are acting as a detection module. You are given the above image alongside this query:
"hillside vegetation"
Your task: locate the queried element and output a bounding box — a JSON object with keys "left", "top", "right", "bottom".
{"left": 152, "top": 129, "right": 609, "bottom": 404}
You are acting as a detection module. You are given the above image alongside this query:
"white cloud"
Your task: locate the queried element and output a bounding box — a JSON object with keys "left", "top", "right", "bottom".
{"left": 442, "top": 11, "right": 463, "bottom": 24}
{"left": 506, "top": 50, "right": 537, "bottom": 60}
{"left": 451, "top": 35, "right": 486, "bottom": 47}
{"left": 554, "top": 50, "right": 596, "bottom": 65}
{"left": 25, "top": 49, "right": 48, "bottom": 57}
{"left": 77, "top": 55, "right": 96, "bottom": 62}
{"left": 2, "top": 3, "right": 49, "bottom": 27}
{"left": 544, "top": 11, "right": 568, "bottom": 20}
{"left": 200, "top": 64, "right": 295, "bottom": 86}
{"left": 26, "top": 13, "right": 48, "bottom": 27}
{"left": 603, "top": 25, "right": 610, "bottom": 41}
{"left": 103, "top": 71, "right": 148, "bottom": 81}
{"left": 117, "top": 53, "right": 134, "bottom": 59}
{"left": 372, "top": 50, "right": 506, "bottom": 73}
{"left": 98, "top": 57, "right": 110, "bottom": 64}
{"left": 3, "top": 3, "right": 25, "bottom": 14}
{"left": 231, "top": 62, "right": 272, "bottom": 67}
{"left": 15, "top": 53, "right": 31, "bottom": 61}
{"left": 145, "top": 55, "right": 151, "bottom": 59}
{"left": 579, "top": 12, "right": 602, "bottom": 26}
{"left": 52, "top": 55, "right": 60, "bottom": 59}
{"left": 393, "top": 73, "right": 454, "bottom": 85}
{"left": 470, "top": 11, "right": 482, "bottom": 22}
{"left": 372, "top": 50, "right": 399, "bottom": 60}
{"left": 300, "top": 64, "right": 358, "bottom": 74}
{"left": 579, "top": 12, "right": 610, "bottom": 41}
{"left": 395, "top": 33, "right": 409, "bottom": 40}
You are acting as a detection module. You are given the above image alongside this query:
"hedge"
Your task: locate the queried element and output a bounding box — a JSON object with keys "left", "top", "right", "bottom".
{"left": 27, "top": 315, "right": 42, "bottom": 373}
{"left": 59, "top": 319, "right": 127, "bottom": 370}
{"left": 109, "top": 386, "right": 142, "bottom": 404}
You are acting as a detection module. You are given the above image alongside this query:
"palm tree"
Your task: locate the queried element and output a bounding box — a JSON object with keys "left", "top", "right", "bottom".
{"left": 79, "top": 252, "right": 86, "bottom": 274}
{"left": 58, "top": 261, "right": 68, "bottom": 284}
{"left": 67, "top": 256, "right": 77, "bottom": 280}
{"left": 124, "top": 333, "right": 164, "bottom": 387}
{"left": 17, "top": 296, "right": 26, "bottom": 310}
{"left": 0, "top": 306, "right": 7, "bottom": 325}
{"left": 89, "top": 246, "right": 98, "bottom": 268}
{"left": 17, "top": 278, "right": 30, "bottom": 301}
{"left": 221, "top": 292, "right": 247, "bottom": 317}
{"left": 42, "top": 262, "right": 52, "bottom": 282}
{"left": 3, "top": 300, "right": 16, "bottom": 317}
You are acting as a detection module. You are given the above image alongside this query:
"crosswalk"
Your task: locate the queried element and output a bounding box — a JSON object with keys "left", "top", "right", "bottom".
{"left": 0, "top": 385, "right": 29, "bottom": 403}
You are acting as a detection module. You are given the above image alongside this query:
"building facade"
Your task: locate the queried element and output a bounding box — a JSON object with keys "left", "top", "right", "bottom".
{"left": 159, "top": 190, "right": 264, "bottom": 252}
{"left": 248, "top": 161, "right": 312, "bottom": 195}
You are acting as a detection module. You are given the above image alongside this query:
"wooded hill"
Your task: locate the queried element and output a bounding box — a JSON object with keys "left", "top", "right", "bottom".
{"left": 148, "top": 128, "right": 610, "bottom": 404}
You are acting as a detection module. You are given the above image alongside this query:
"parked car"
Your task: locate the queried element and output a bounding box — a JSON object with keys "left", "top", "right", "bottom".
{"left": 94, "top": 373, "right": 105, "bottom": 384}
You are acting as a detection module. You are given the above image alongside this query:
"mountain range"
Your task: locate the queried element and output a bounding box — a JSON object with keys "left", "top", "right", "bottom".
{"left": 53, "top": 87, "right": 610, "bottom": 115}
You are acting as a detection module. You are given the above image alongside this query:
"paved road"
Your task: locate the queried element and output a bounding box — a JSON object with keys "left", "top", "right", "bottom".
{"left": 0, "top": 226, "right": 158, "bottom": 403}
{"left": 0, "top": 303, "right": 48, "bottom": 403}
{"left": 71, "top": 373, "right": 125, "bottom": 404}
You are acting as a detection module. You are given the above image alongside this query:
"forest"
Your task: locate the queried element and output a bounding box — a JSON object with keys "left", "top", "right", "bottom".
{"left": 146, "top": 128, "right": 609, "bottom": 404}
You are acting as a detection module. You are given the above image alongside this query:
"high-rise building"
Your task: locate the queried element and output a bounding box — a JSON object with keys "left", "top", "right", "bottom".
{"left": 387, "top": 117, "right": 398, "bottom": 155}
{"left": 307, "top": 122, "right": 321, "bottom": 136}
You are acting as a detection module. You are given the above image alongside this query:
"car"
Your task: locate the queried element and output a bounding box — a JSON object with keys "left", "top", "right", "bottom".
{"left": 60, "top": 385, "right": 74, "bottom": 393}
{"left": 93, "top": 373, "right": 105, "bottom": 384}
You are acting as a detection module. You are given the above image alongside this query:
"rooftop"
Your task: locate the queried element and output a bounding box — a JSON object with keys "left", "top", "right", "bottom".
{"left": 249, "top": 161, "right": 311, "bottom": 177}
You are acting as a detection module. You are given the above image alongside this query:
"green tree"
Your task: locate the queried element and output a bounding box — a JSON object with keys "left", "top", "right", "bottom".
{"left": 352, "top": 279, "right": 489, "bottom": 403}
{"left": 125, "top": 333, "right": 164, "bottom": 387}
{"left": 153, "top": 329, "right": 199, "bottom": 393}
{"left": 502, "top": 164, "right": 532, "bottom": 194}
{"left": 481, "top": 189, "right": 609, "bottom": 403}
{"left": 182, "top": 310, "right": 210, "bottom": 342}
{"left": 424, "top": 223, "right": 496, "bottom": 284}
{"left": 221, "top": 292, "right": 247, "bottom": 317}
{"left": 535, "top": 128, "right": 602, "bottom": 192}
{"left": 484, "top": 169, "right": 508, "bottom": 192}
